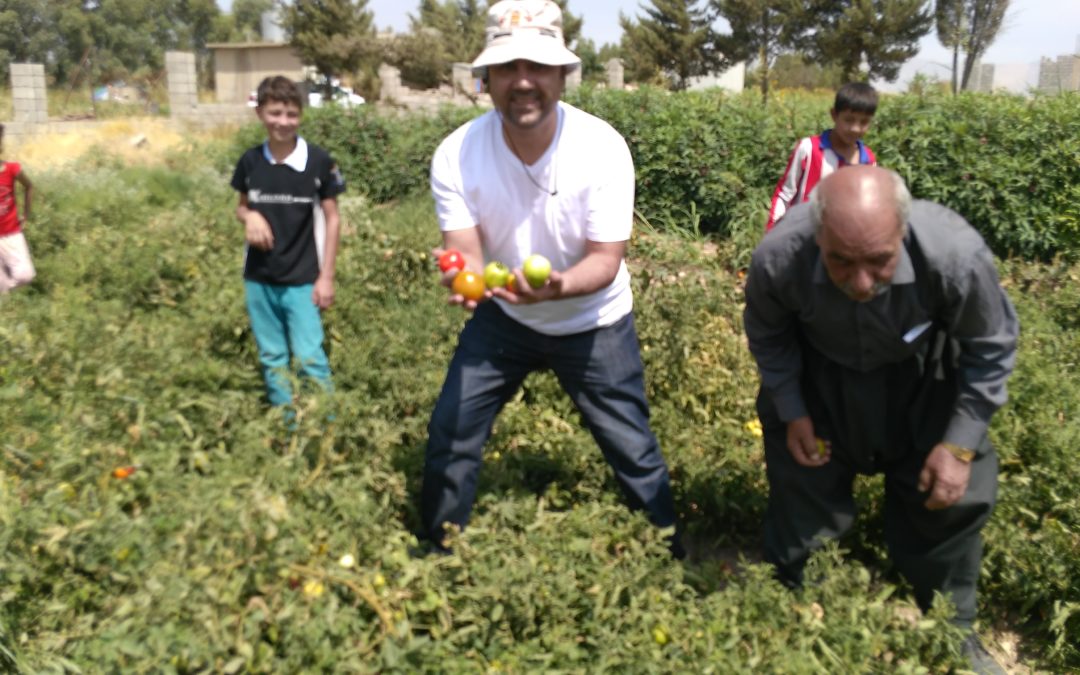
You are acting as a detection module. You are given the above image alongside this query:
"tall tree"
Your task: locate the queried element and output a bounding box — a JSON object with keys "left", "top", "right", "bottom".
{"left": 410, "top": 0, "right": 485, "bottom": 64}
{"left": 935, "top": 0, "right": 1009, "bottom": 92}
{"left": 711, "top": 0, "right": 804, "bottom": 102}
{"left": 935, "top": 0, "right": 963, "bottom": 93}
{"left": 619, "top": 0, "right": 716, "bottom": 90}
{"left": 281, "top": 0, "right": 375, "bottom": 92}
{"left": 802, "top": 0, "right": 933, "bottom": 83}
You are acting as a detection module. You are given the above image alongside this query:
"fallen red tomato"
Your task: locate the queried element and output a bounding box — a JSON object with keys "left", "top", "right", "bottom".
{"left": 112, "top": 466, "right": 137, "bottom": 479}
{"left": 438, "top": 249, "right": 465, "bottom": 273}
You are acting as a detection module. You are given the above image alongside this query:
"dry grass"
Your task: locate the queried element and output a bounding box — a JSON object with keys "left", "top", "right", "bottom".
{"left": 8, "top": 118, "right": 214, "bottom": 171}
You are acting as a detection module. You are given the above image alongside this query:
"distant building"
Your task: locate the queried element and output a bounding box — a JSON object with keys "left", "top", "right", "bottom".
{"left": 685, "top": 62, "right": 747, "bottom": 94}
{"left": 207, "top": 43, "right": 305, "bottom": 104}
{"left": 1038, "top": 53, "right": 1080, "bottom": 93}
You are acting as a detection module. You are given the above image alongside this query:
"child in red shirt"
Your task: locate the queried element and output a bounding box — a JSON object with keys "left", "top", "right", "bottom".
{"left": 765, "top": 83, "right": 878, "bottom": 232}
{"left": 0, "top": 124, "right": 35, "bottom": 293}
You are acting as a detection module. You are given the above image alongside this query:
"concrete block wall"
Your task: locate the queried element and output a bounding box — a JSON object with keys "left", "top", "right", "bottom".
{"left": 10, "top": 63, "right": 48, "bottom": 123}
{"left": 166, "top": 51, "right": 199, "bottom": 116}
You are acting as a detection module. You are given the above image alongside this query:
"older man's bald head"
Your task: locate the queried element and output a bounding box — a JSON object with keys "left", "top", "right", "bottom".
{"left": 810, "top": 165, "right": 911, "bottom": 239}
{"left": 810, "top": 167, "right": 912, "bottom": 302}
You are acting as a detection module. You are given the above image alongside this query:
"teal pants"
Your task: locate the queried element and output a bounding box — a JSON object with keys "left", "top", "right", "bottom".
{"left": 244, "top": 281, "right": 332, "bottom": 406}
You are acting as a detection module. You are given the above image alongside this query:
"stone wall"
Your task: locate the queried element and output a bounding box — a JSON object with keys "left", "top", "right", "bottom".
{"left": 10, "top": 63, "right": 48, "bottom": 124}
{"left": 165, "top": 51, "right": 199, "bottom": 117}
{"left": 4, "top": 54, "right": 253, "bottom": 148}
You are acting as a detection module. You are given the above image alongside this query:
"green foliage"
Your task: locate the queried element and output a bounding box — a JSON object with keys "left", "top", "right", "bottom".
{"left": 800, "top": 0, "right": 933, "bottom": 82}
{"left": 711, "top": 0, "right": 799, "bottom": 102}
{"left": 14, "top": 146, "right": 1078, "bottom": 670}
{"left": 745, "top": 53, "right": 845, "bottom": 92}
{"left": 235, "top": 89, "right": 1080, "bottom": 262}
{"left": 619, "top": 0, "right": 717, "bottom": 90}
{"left": 934, "top": 0, "right": 1011, "bottom": 91}
{"left": 281, "top": 0, "right": 376, "bottom": 87}
{"left": 873, "top": 91, "right": 1080, "bottom": 260}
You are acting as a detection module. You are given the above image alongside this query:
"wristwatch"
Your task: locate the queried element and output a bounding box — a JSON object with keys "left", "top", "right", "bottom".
{"left": 942, "top": 442, "right": 975, "bottom": 463}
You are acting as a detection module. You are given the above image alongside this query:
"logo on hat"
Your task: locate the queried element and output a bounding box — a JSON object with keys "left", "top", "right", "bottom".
{"left": 471, "top": 0, "right": 581, "bottom": 76}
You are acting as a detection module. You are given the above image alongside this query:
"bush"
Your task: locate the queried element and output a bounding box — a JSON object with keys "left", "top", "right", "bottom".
{"left": 257, "top": 89, "right": 1080, "bottom": 262}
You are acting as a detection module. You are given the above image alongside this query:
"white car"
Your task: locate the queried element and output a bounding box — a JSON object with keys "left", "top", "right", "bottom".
{"left": 308, "top": 85, "right": 365, "bottom": 108}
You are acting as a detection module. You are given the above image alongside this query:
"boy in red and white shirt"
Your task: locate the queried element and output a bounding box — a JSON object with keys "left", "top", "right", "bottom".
{"left": 765, "top": 83, "right": 878, "bottom": 232}
{"left": 0, "top": 124, "right": 35, "bottom": 293}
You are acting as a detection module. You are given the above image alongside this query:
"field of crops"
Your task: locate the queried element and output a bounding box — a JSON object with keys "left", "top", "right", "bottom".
{"left": 1, "top": 99, "right": 1078, "bottom": 672}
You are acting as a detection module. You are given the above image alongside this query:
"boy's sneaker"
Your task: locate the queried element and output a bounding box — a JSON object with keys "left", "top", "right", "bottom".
{"left": 960, "top": 634, "right": 1007, "bottom": 675}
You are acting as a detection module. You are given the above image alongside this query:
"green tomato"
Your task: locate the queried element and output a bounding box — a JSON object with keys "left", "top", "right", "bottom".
{"left": 483, "top": 261, "right": 511, "bottom": 288}
{"left": 522, "top": 254, "right": 552, "bottom": 288}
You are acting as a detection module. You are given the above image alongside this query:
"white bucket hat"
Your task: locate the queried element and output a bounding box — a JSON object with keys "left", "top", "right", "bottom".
{"left": 471, "top": 0, "right": 581, "bottom": 77}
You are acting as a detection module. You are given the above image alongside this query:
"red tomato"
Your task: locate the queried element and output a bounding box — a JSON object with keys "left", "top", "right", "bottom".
{"left": 438, "top": 250, "right": 466, "bottom": 273}
{"left": 112, "top": 466, "right": 137, "bottom": 479}
{"left": 451, "top": 271, "right": 486, "bottom": 302}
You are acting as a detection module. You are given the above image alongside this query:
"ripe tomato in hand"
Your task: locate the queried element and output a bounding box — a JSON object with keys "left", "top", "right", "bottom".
{"left": 439, "top": 249, "right": 466, "bottom": 273}
{"left": 452, "top": 270, "right": 486, "bottom": 302}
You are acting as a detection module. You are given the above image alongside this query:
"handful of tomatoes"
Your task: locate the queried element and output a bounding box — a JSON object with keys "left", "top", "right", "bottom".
{"left": 438, "top": 249, "right": 518, "bottom": 303}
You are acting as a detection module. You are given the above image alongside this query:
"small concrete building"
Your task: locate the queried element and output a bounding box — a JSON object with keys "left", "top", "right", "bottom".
{"left": 207, "top": 42, "right": 304, "bottom": 103}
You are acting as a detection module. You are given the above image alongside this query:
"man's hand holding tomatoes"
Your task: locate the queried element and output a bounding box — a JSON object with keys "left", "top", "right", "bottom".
{"left": 491, "top": 269, "right": 564, "bottom": 305}
{"left": 433, "top": 247, "right": 487, "bottom": 312}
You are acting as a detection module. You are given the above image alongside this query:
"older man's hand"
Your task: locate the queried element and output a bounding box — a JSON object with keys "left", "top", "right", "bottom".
{"left": 786, "top": 416, "right": 831, "bottom": 467}
{"left": 919, "top": 444, "right": 972, "bottom": 510}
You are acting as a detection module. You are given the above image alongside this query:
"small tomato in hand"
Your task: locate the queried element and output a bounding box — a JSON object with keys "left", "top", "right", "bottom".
{"left": 483, "top": 261, "right": 511, "bottom": 289}
{"left": 452, "top": 270, "right": 486, "bottom": 302}
{"left": 523, "top": 254, "right": 552, "bottom": 288}
{"left": 438, "top": 249, "right": 466, "bottom": 273}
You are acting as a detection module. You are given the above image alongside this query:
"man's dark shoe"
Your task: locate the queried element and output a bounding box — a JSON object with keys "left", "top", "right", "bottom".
{"left": 960, "top": 633, "right": 1007, "bottom": 675}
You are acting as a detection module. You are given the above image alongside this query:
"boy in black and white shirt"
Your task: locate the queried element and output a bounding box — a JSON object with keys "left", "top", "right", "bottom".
{"left": 231, "top": 75, "right": 345, "bottom": 412}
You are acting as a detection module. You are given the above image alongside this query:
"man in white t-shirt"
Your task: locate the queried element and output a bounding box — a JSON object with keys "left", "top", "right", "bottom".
{"left": 420, "top": 0, "right": 681, "bottom": 557}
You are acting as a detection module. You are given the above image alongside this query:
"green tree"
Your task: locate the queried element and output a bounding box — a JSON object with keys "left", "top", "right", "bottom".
{"left": 711, "top": 0, "right": 803, "bottom": 102}
{"left": 935, "top": 0, "right": 1009, "bottom": 93}
{"left": 410, "top": 0, "right": 485, "bottom": 64}
{"left": 281, "top": 0, "right": 376, "bottom": 94}
{"left": 619, "top": 0, "right": 716, "bottom": 90}
{"left": 802, "top": 0, "right": 933, "bottom": 82}
{"left": 231, "top": 0, "right": 275, "bottom": 40}
{"left": 0, "top": 0, "right": 60, "bottom": 81}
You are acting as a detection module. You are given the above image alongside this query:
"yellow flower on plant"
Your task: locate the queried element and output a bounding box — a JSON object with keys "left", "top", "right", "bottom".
{"left": 303, "top": 580, "right": 325, "bottom": 598}
{"left": 744, "top": 419, "right": 763, "bottom": 437}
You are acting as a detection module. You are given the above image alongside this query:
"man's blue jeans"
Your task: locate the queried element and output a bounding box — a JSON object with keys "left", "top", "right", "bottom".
{"left": 421, "top": 302, "right": 677, "bottom": 545}
{"left": 244, "top": 280, "right": 332, "bottom": 407}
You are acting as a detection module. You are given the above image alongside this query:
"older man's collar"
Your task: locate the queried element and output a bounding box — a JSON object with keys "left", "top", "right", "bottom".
{"left": 813, "top": 240, "right": 915, "bottom": 285}
{"left": 262, "top": 137, "right": 309, "bottom": 171}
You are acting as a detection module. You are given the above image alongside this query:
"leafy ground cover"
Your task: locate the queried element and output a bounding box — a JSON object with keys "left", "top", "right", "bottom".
{"left": 0, "top": 132, "right": 1078, "bottom": 672}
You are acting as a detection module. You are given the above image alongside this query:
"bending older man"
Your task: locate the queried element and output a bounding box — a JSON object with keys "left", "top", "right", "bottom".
{"left": 744, "top": 166, "right": 1018, "bottom": 673}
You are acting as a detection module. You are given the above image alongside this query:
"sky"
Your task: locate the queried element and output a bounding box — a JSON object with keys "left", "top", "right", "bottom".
{"left": 363, "top": 0, "right": 1080, "bottom": 92}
